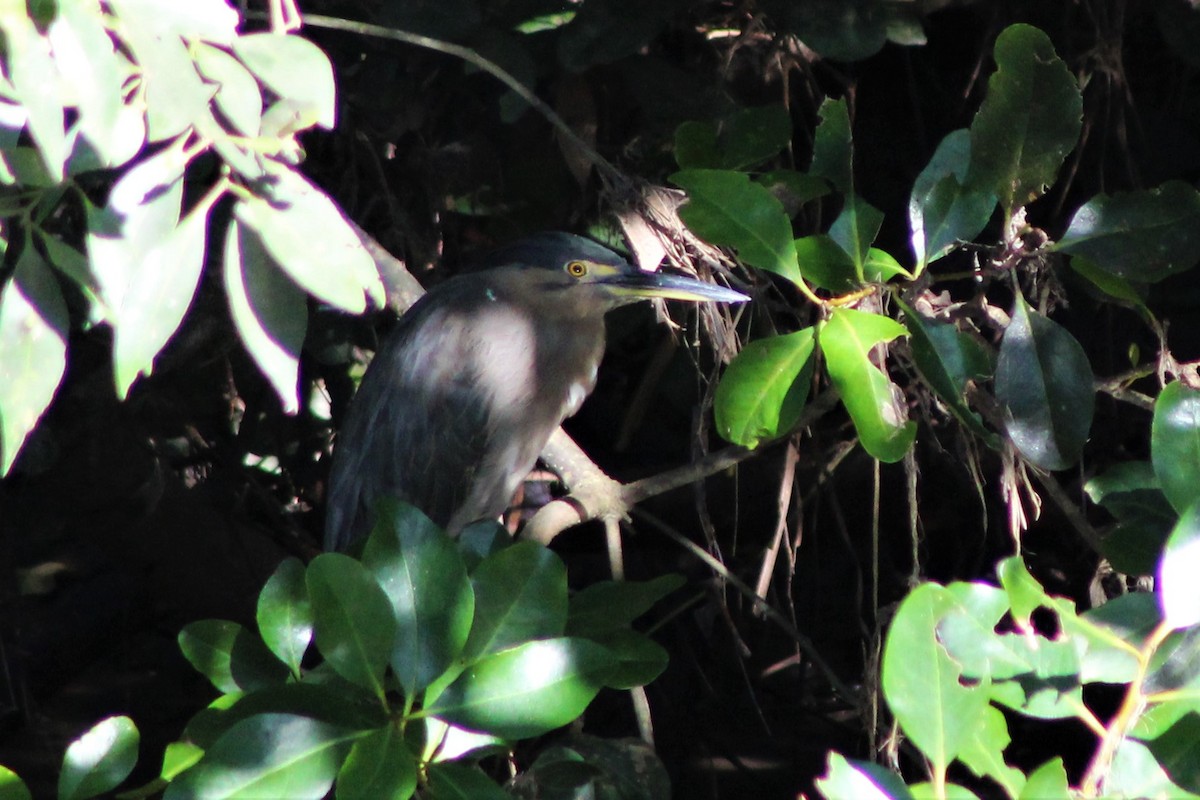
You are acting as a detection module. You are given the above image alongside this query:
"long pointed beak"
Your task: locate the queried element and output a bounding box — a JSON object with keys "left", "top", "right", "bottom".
{"left": 600, "top": 270, "right": 750, "bottom": 304}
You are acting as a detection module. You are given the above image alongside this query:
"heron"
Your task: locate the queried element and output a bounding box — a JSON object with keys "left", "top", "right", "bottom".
{"left": 324, "top": 232, "right": 747, "bottom": 551}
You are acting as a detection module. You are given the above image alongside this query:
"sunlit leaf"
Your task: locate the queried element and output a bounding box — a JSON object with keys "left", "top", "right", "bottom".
{"left": 672, "top": 169, "right": 801, "bottom": 285}
{"left": 306, "top": 554, "right": 396, "bottom": 696}
{"left": 164, "top": 714, "right": 358, "bottom": 800}
{"left": 0, "top": 765, "right": 31, "bottom": 800}
{"left": 430, "top": 638, "right": 611, "bottom": 740}
{"left": 815, "top": 751, "right": 915, "bottom": 800}
{"left": 0, "top": 12, "right": 67, "bottom": 180}
{"left": 336, "top": 725, "right": 417, "bottom": 800}
{"left": 58, "top": 716, "right": 139, "bottom": 800}
{"left": 178, "top": 619, "right": 289, "bottom": 694}
{"left": 0, "top": 247, "right": 68, "bottom": 475}
{"left": 995, "top": 295, "right": 1094, "bottom": 470}
{"left": 794, "top": 235, "right": 856, "bottom": 292}
{"left": 256, "top": 557, "right": 313, "bottom": 676}
{"left": 713, "top": 328, "right": 815, "bottom": 448}
{"left": 195, "top": 42, "right": 263, "bottom": 136}
{"left": 1017, "top": 758, "right": 1069, "bottom": 800}
{"left": 828, "top": 195, "right": 883, "bottom": 275}
{"left": 234, "top": 33, "right": 336, "bottom": 130}
{"left": 462, "top": 541, "right": 567, "bottom": 661}
{"left": 820, "top": 308, "right": 916, "bottom": 463}
{"left": 224, "top": 218, "right": 307, "bottom": 413}
{"left": 1159, "top": 503, "right": 1200, "bottom": 629}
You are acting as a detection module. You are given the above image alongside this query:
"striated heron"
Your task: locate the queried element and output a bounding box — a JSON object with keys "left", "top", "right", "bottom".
{"left": 324, "top": 232, "right": 747, "bottom": 551}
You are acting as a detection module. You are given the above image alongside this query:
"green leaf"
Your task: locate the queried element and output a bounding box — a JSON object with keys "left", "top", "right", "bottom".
{"left": 1, "top": 12, "right": 67, "bottom": 181}
{"left": 674, "top": 104, "right": 792, "bottom": 170}
{"left": 1159, "top": 503, "right": 1200, "bottom": 629}
{"left": 756, "top": 170, "right": 831, "bottom": 213}
{"left": 671, "top": 169, "right": 801, "bottom": 285}
{"left": 956, "top": 705, "right": 1026, "bottom": 798}
{"left": 794, "top": 235, "right": 857, "bottom": 292}
{"left": 256, "top": 557, "right": 313, "bottom": 676}
{"left": 361, "top": 501, "right": 474, "bottom": 694}
{"left": 463, "top": 541, "right": 568, "bottom": 661}
{"left": 1017, "top": 758, "right": 1069, "bottom": 800}
{"left": 306, "top": 554, "right": 396, "bottom": 697}
{"left": 1086, "top": 462, "right": 1175, "bottom": 575}
{"left": 0, "top": 246, "right": 69, "bottom": 475}
{"left": 1078, "top": 592, "right": 1157, "bottom": 684}
{"left": 233, "top": 163, "right": 384, "bottom": 314}
{"left": 1068, "top": 255, "right": 1152, "bottom": 319}
{"left": 1145, "top": 711, "right": 1200, "bottom": 794}
{"left": 897, "top": 298, "right": 997, "bottom": 445}
{"left": 1152, "top": 381, "right": 1200, "bottom": 515}
{"left": 335, "top": 725, "right": 417, "bottom": 800}
{"left": 178, "top": 619, "right": 290, "bottom": 694}
{"left": 997, "top": 556, "right": 1048, "bottom": 628}
{"left": 584, "top": 629, "right": 668, "bottom": 689}
{"left": 909, "top": 129, "right": 995, "bottom": 268}
{"left": 966, "top": 24, "right": 1082, "bottom": 214}
{"left": 809, "top": 97, "right": 852, "bottom": 195}
{"left": 195, "top": 42, "right": 264, "bottom": 137}
{"left": 233, "top": 33, "right": 336, "bottom": 130}
{"left": 863, "top": 248, "right": 913, "bottom": 283}
{"left": 57, "top": 716, "right": 139, "bottom": 800}
{"left": 566, "top": 574, "right": 685, "bottom": 639}
{"left": 0, "top": 766, "right": 31, "bottom": 800}
{"left": 995, "top": 295, "right": 1094, "bottom": 470}
{"left": 881, "top": 583, "right": 990, "bottom": 769}
{"left": 424, "top": 763, "right": 508, "bottom": 800}
{"left": 430, "top": 638, "right": 611, "bottom": 740}
{"left": 814, "top": 752, "right": 915, "bottom": 800}
{"left": 1109, "top": 739, "right": 1200, "bottom": 800}
{"left": 828, "top": 195, "right": 883, "bottom": 276}
{"left": 164, "top": 714, "right": 359, "bottom": 800}
{"left": 223, "top": 218, "right": 308, "bottom": 414}
{"left": 713, "top": 328, "right": 815, "bottom": 448}
{"left": 820, "top": 308, "right": 916, "bottom": 463}
{"left": 1055, "top": 181, "right": 1200, "bottom": 282}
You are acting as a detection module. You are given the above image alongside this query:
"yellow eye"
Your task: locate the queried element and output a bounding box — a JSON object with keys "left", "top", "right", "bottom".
{"left": 566, "top": 260, "right": 588, "bottom": 278}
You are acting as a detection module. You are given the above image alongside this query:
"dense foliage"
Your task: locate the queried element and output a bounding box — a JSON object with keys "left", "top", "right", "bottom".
{"left": 2, "top": 1, "right": 1200, "bottom": 798}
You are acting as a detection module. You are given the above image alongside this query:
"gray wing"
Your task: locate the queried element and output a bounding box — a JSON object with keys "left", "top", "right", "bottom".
{"left": 324, "top": 302, "right": 493, "bottom": 551}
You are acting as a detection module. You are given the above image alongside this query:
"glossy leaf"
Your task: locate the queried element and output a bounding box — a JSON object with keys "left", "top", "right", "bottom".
{"left": 58, "top": 716, "right": 139, "bottom": 800}
{"left": 424, "top": 763, "right": 508, "bottom": 800}
{"left": 566, "top": 574, "right": 685, "bottom": 639}
{"left": 463, "top": 541, "right": 567, "bottom": 661}
{"left": 0, "top": 766, "right": 31, "bottom": 800}
{"left": 881, "top": 583, "right": 989, "bottom": 769}
{"left": 362, "top": 501, "right": 474, "bottom": 694}
{"left": 898, "top": 298, "right": 996, "bottom": 445}
{"left": 1069, "top": 255, "right": 1151, "bottom": 319}
{"left": 1055, "top": 181, "right": 1200, "bottom": 282}
{"left": 335, "top": 725, "right": 417, "bottom": 800}
{"left": 809, "top": 97, "right": 852, "bottom": 195}
{"left": 674, "top": 104, "right": 791, "bottom": 170}
{"left": 233, "top": 33, "right": 336, "bottom": 130}
{"left": 178, "top": 619, "right": 289, "bottom": 694}
{"left": 0, "top": 247, "right": 69, "bottom": 475}
{"left": 1145, "top": 711, "right": 1200, "bottom": 794}
{"left": 1152, "top": 381, "right": 1200, "bottom": 514}
{"left": 995, "top": 295, "right": 1094, "bottom": 470}
{"left": 863, "top": 248, "right": 912, "bottom": 283}
{"left": 164, "top": 714, "right": 358, "bottom": 800}
{"left": 966, "top": 24, "right": 1082, "bottom": 214}
{"left": 672, "top": 169, "right": 800, "bottom": 285}
{"left": 430, "top": 638, "right": 611, "bottom": 740}
{"left": 820, "top": 308, "right": 916, "bottom": 463}
{"left": 233, "top": 163, "right": 383, "bottom": 314}
{"left": 794, "top": 235, "right": 857, "bottom": 292}
{"left": 713, "top": 328, "right": 815, "bottom": 448}
{"left": 224, "top": 218, "right": 308, "bottom": 414}
{"left": 1159, "top": 503, "right": 1200, "bottom": 629}
{"left": 306, "top": 554, "right": 396, "bottom": 696}
{"left": 909, "top": 129, "right": 995, "bottom": 268}
{"left": 815, "top": 752, "right": 914, "bottom": 800}
{"left": 828, "top": 195, "right": 883, "bottom": 276}
{"left": 256, "top": 557, "right": 313, "bottom": 676}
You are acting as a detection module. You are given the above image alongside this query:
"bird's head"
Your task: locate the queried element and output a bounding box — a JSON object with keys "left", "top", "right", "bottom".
{"left": 484, "top": 232, "right": 749, "bottom": 311}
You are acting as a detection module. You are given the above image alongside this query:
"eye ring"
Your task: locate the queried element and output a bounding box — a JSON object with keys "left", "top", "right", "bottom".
{"left": 566, "top": 260, "right": 588, "bottom": 278}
